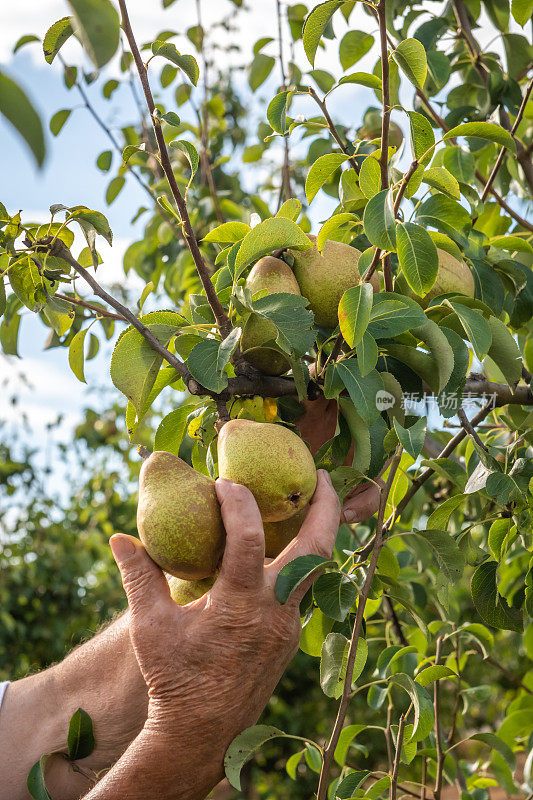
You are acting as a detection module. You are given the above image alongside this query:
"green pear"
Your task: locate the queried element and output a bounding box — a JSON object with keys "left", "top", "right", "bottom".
{"left": 167, "top": 573, "right": 216, "bottom": 605}
{"left": 263, "top": 505, "right": 308, "bottom": 558}
{"left": 137, "top": 451, "right": 225, "bottom": 580}
{"left": 241, "top": 256, "right": 301, "bottom": 376}
{"left": 397, "top": 249, "right": 475, "bottom": 307}
{"left": 287, "top": 236, "right": 378, "bottom": 328}
{"left": 217, "top": 419, "right": 317, "bottom": 522}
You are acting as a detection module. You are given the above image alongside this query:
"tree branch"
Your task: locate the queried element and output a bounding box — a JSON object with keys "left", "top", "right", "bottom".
{"left": 433, "top": 638, "right": 445, "bottom": 800}
{"left": 316, "top": 450, "right": 403, "bottom": 800}
{"left": 308, "top": 87, "right": 359, "bottom": 173}
{"left": 118, "top": 0, "right": 232, "bottom": 338}
{"left": 390, "top": 713, "right": 406, "bottom": 800}
{"left": 53, "top": 293, "right": 126, "bottom": 321}
{"left": 394, "top": 160, "right": 419, "bottom": 215}
{"left": 377, "top": 0, "right": 393, "bottom": 292}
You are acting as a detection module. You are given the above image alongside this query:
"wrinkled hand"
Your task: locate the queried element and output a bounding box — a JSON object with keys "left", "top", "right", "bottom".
{"left": 295, "top": 396, "right": 382, "bottom": 524}
{"left": 109, "top": 470, "right": 340, "bottom": 793}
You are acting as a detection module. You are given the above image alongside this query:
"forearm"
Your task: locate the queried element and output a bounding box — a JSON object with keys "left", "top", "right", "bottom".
{"left": 0, "top": 613, "right": 148, "bottom": 800}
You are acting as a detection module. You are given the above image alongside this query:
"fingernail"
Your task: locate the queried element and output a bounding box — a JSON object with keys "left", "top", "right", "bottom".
{"left": 343, "top": 510, "right": 356, "bottom": 524}
{"left": 215, "top": 477, "right": 233, "bottom": 499}
{"left": 110, "top": 535, "right": 136, "bottom": 562}
{"left": 321, "top": 469, "right": 333, "bottom": 486}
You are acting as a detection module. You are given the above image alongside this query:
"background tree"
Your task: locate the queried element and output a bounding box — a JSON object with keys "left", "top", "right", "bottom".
{"left": 1, "top": 0, "right": 533, "bottom": 797}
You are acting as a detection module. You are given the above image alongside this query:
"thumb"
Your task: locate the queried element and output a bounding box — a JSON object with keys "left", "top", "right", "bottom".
{"left": 110, "top": 534, "right": 172, "bottom": 613}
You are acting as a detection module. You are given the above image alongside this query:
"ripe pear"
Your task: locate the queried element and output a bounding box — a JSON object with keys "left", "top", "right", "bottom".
{"left": 397, "top": 249, "right": 475, "bottom": 307}
{"left": 217, "top": 419, "right": 317, "bottom": 522}
{"left": 288, "top": 236, "right": 379, "bottom": 328}
{"left": 241, "top": 256, "right": 301, "bottom": 376}
{"left": 137, "top": 451, "right": 225, "bottom": 580}
{"left": 167, "top": 573, "right": 216, "bottom": 605}
{"left": 264, "top": 505, "right": 308, "bottom": 558}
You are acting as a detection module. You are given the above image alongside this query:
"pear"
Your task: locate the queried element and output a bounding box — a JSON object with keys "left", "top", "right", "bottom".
{"left": 397, "top": 249, "right": 475, "bottom": 308}
{"left": 217, "top": 419, "right": 317, "bottom": 522}
{"left": 167, "top": 574, "right": 216, "bottom": 605}
{"left": 288, "top": 236, "right": 378, "bottom": 328}
{"left": 241, "top": 256, "right": 301, "bottom": 376}
{"left": 137, "top": 451, "right": 225, "bottom": 580}
{"left": 264, "top": 505, "right": 308, "bottom": 558}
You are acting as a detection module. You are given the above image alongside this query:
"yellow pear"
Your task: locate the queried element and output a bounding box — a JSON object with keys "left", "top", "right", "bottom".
{"left": 217, "top": 419, "right": 317, "bottom": 522}
{"left": 263, "top": 506, "right": 308, "bottom": 558}
{"left": 423, "top": 249, "right": 475, "bottom": 305}
{"left": 137, "top": 451, "right": 225, "bottom": 580}
{"left": 241, "top": 256, "right": 301, "bottom": 376}
{"left": 287, "top": 236, "right": 378, "bottom": 328}
{"left": 167, "top": 574, "right": 216, "bottom": 605}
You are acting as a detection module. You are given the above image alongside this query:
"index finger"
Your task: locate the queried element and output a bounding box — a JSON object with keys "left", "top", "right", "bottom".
{"left": 267, "top": 470, "right": 341, "bottom": 579}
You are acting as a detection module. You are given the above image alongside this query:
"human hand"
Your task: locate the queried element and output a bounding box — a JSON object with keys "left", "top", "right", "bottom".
{"left": 108, "top": 470, "right": 340, "bottom": 797}
{"left": 295, "top": 396, "right": 381, "bottom": 524}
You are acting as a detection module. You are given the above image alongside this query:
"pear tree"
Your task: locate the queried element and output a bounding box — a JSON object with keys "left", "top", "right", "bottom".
{"left": 1, "top": 0, "right": 533, "bottom": 796}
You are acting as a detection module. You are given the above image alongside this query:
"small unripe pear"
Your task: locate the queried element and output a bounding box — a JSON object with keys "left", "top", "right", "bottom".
{"left": 241, "top": 256, "right": 301, "bottom": 376}
{"left": 167, "top": 574, "right": 216, "bottom": 605}
{"left": 264, "top": 505, "right": 308, "bottom": 557}
{"left": 217, "top": 419, "right": 317, "bottom": 522}
{"left": 288, "top": 236, "right": 378, "bottom": 328}
{"left": 137, "top": 451, "right": 225, "bottom": 580}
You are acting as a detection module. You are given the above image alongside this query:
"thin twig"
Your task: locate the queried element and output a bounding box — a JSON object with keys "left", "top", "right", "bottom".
{"left": 277, "top": 0, "right": 292, "bottom": 201}
{"left": 316, "top": 450, "right": 403, "bottom": 800}
{"left": 377, "top": 0, "right": 393, "bottom": 292}
{"left": 393, "top": 160, "right": 419, "bottom": 215}
{"left": 308, "top": 87, "right": 359, "bottom": 173}
{"left": 482, "top": 78, "right": 533, "bottom": 201}
{"left": 53, "top": 293, "right": 126, "bottom": 321}
{"left": 390, "top": 713, "right": 406, "bottom": 800}
{"left": 118, "top": 0, "right": 232, "bottom": 338}
{"left": 457, "top": 407, "right": 490, "bottom": 453}
{"left": 433, "top": 638, "right": 444, "bottom": 800}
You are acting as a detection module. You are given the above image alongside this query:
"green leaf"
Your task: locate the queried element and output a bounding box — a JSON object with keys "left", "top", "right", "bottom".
{"left": 50, "top": 108, "right": 71, "bottom": 136}
{"left": 43, "top": 17, "right": 73, "bottom": 64}
{"left": 252, "top": 293, "right": 316, "bottom": 356}
{"left": 418, "top": 529, "right": 465, "bottom": 585}
{"left": 363, "top": 190, "right": 396, "bottom": 251}
{"left": 339, "top": 30, "right": 374, "bottom": 70}
{"left": 367, "top": 292, "right": 427, "bottom": 338}
{"left": 161, "top": 111, "right": 181, "bottom": 127}
{"left": 9, "top": 256, "right": 52, "bottom": 311}
{"left": 471, "top": 733, "right": 516, "bottom": 771}
{"left": 442, "top": 146, "right": 475, "bottom": 183}
{"left": 389, "top": 673, "right": 434, "bottom": 741}
{"left": 0, "top": 70, "right": 45, "bottom": 166}
{"left": 396, "top": 222, "right": 438, "bottom": 296}
{"left": 217, "top": 326, "right": 241, "bottom": 372}
{"left": 333, "top": 360, "right": 383, "bottom": 425}
{"left": 276, "top": 198, "right": 302, "bottom": 221}
{"left": 408, "top": 110, "right": 434, "bottom": 163}
{"left": 490, "top": 235, "right": 533, "bottom": 254}
{"left": 235, "top": 218, "right": 312, "bottom": 271}
{"left": 103, "top": 78, "right": 119, "bottom": 98}
{"left": 338, "top": 72, "right": 383, "bottom": 90}
{"left": 415, "top": 195, "right": 471, "bottom": 240}
{"left": 67, "top": 0, "right": 120, "bottom": 69}
{"left": 393, "top": 38, "right": 427, "bottom": 89}
{"left": 447, "top": 301, "right": 492, "bottom": 360}
{"left": 248, "top": 53, "right": 275, "bottom": 91}
{"left": 153, "top": 42, "right": 199, "bottom": 85}
{"left": 267, "top": 90, "right": 293, "bottom": 135}
{"left": 67, "top": 708, "right": 95, "bottom": 760}
{"left": 27, "top": 756, "right": 52, "bottom": 800}
{"left": 305, "top": 153, "right": 349, "bottom": 204}
{"left": 334, "top": 725, "right": 366, "bottom": 766}
{"left": 421, "top": 167, "right": 460, "bottom": 200}
{"left": 393, "top": 416, "right": 427, "bottom": 460}
{"left": 105, "top": 176, "right": 125, "bottom": 205}
{"left": 359, "top": 156, "right": 381, "bottom": 199}
{"left": 471, "top": 560, "right": 523, "bottom": 632}
{"left": 203, "top": 221, "right": 250, "bottom": 244}
{"left": 69, "top": 206, "right": 113, "bottom": 245}
{"left": 511, "top": 0, "right": 533, "bottom": 25}
{"left": 320, "top": 632, "right": 349, "bottom": 698}
{"left": 427, "top": 494, "right": 468, "bottom": 529}
{"left": 169, "top": 140, "right": 200, "bottom": 181}
{"left": 69, "top": 328, "right": 89, "bottom": 383}
{"left": 356, "top": 331, "right": 378, "bottom": 376}
{"left": 316, "top": 213, "right": 359, "bottom": 251}
{"left": 313, "top": 572, "right": 357, "bottom": 621}
{"left": 303, "top": 1, "right": 345, "bottom": 66}
{"left": 338, "top": 283, "right": 373, "bottom": 348}
{"left": 486, "top": 315, "right": 522, "bottom": 386}
{"left": 154, "top": 406, "right": 192, "bottom": 455}
{"left": 187, "top": 338, "right": 228, "bottom": 393}
{"left": 110, "top": 311, "right": 183, "bottom": 411}
{"left": 225, "top": 725, "right": 286, "bottom": 790}
{"left": 336, "top": 771, "right": 371, "bottom": 799}
{"left": 0, "top": 312, "right": 21, "bottom": 356}
{"left": 13, "top": 34, "right": 40, "bottom": 53}
{"left": 415, "top": 665, "right": 456, "bottom": 687}
{"left": 443, "top": 122, "right": 516, "bottom": 154}
{"left": 96, "top": 150, "right": 112, "bottom": 171}
{"left": 275, "top": 555, "right": 336, "bottom": 603}
{"left": 286, "top": 750, "right": 304, "bottom": 779}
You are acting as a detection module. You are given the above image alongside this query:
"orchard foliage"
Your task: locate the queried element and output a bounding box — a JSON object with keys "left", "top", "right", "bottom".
{"left": 1, "top": 0, "right": 533, "bottom": 796}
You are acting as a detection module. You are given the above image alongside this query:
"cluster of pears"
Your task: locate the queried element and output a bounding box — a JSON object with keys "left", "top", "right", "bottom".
{"left": 137, "top": 419, "right": 316, "bottom": 604}
{"left": 240, "top": 235, "right": 379, "bottom": 375}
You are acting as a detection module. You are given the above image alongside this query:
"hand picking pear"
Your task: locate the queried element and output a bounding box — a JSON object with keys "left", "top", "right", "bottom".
{"left": 287, "top": 236, "right": 378, "bottom": 328}
{"left": 167, "top": 574, "right": 216, "bottom": 605}
{"left": 263, "top": 505, "right": 308, "bottom": 558}
{"left": 137, "top": 451, "right": 225, "bottom": 580}
{"left": 217, "top": 419, "right": 317, "bottom": 522}
{"left": 241, "top": 256, "right": 301, "bottom": 376}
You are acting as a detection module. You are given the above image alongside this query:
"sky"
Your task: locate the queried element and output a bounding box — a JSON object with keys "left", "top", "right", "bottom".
{"left": 0, "top": 0, "right": 524, "bottom": 497}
